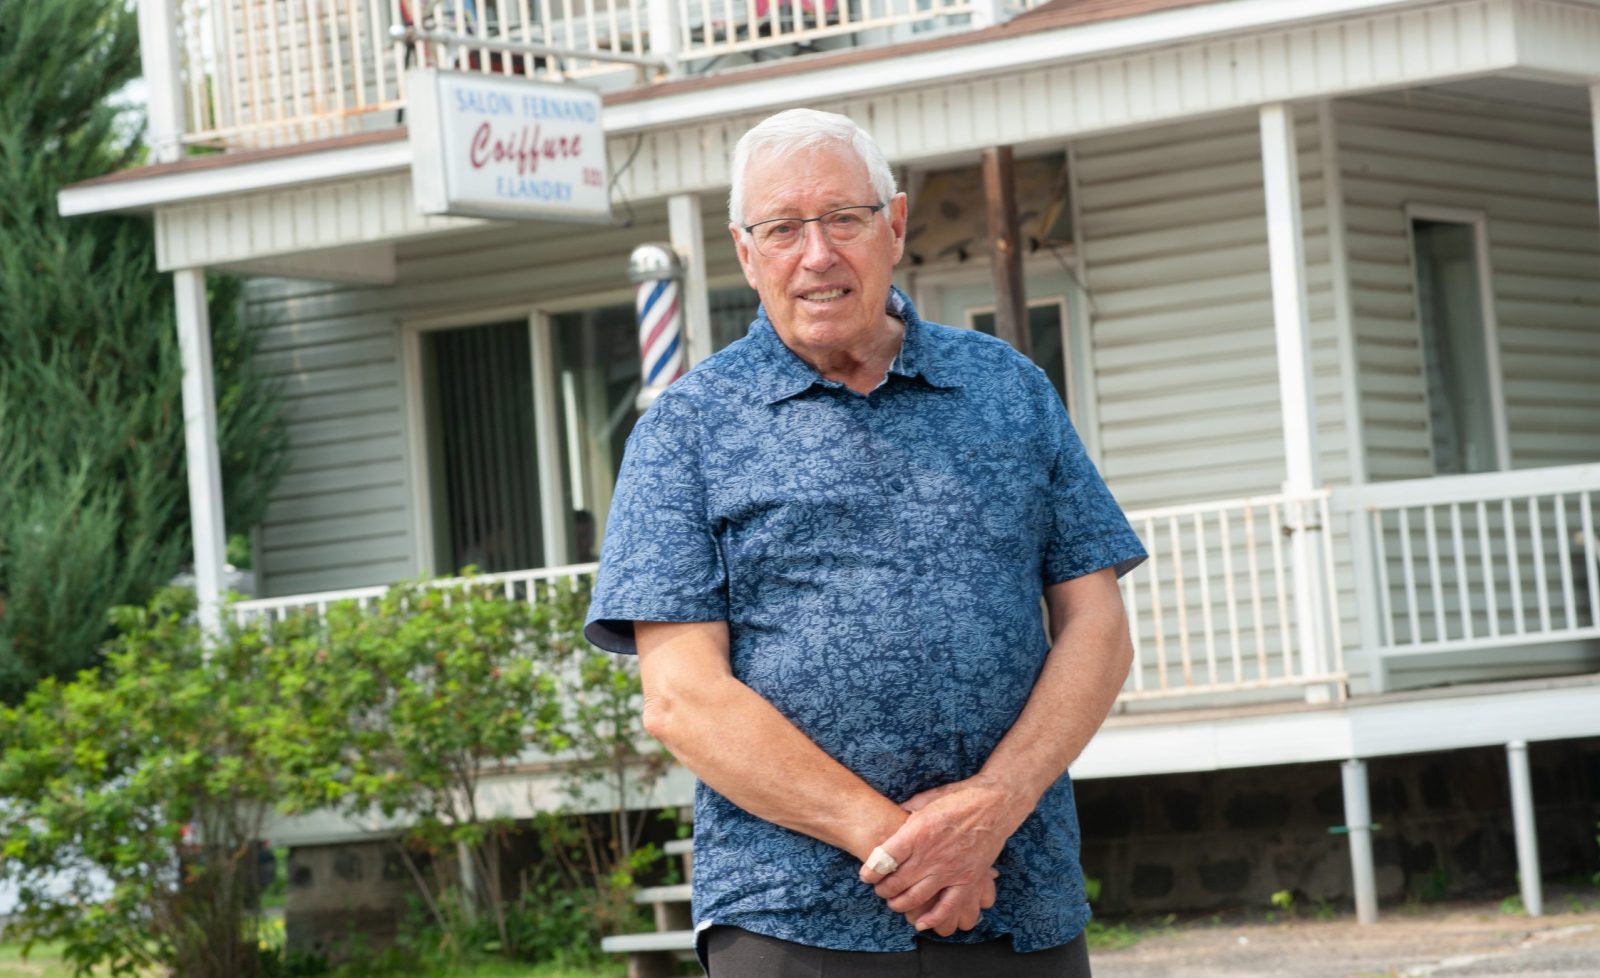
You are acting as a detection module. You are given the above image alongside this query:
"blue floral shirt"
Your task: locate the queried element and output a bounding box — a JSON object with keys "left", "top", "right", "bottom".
{"left": 585, "top": 287, "right": 1146, "bottom": 956}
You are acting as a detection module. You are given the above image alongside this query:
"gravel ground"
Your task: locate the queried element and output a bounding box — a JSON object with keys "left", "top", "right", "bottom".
{"left": 1094, "top": 891, "right": 1600, "bottom": 978}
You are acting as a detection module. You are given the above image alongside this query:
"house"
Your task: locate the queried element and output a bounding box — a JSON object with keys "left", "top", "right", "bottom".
{"left": 61, "top": 0, "right": 1600, "bottom": 950}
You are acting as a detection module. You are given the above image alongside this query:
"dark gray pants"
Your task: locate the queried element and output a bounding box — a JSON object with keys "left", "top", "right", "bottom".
{"left": 705, "top": 926, "right": 1092, "bottom": 978}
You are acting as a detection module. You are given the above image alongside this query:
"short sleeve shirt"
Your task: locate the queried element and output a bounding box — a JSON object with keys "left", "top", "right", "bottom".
{"left": 585, "top": 287, "right": 1147, "bottom": 955}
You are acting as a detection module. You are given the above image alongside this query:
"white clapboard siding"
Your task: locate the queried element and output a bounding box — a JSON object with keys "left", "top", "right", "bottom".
{"left": 1076, "top": 108, "right": 1351, "bottom": 513}
{"left": 1336, "top": 92, "right": 1600, "bottom": 482}
{"left": 248, "top": 200, "right": 746, "bottom": 597}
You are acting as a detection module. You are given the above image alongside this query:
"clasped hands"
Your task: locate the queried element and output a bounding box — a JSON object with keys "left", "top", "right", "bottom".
{"left": 856, "top": 774, "right": 1025, "bottom": 937}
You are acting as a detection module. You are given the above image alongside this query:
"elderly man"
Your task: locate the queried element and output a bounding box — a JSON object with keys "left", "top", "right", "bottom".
{"left": 585, "top": 108, "right": 1147, "bottom": 977}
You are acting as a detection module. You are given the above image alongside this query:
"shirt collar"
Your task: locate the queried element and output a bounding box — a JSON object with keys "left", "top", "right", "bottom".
{"left": 749, "top": 286, "right": 960, "bottom": 405}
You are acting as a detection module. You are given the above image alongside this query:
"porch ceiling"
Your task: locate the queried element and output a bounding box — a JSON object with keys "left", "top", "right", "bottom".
{"left": 1420, "top": 75, "right": 1595, "bottom": 114}
{"left": 71, "top": 0, "right": 1600, "bottom": 273}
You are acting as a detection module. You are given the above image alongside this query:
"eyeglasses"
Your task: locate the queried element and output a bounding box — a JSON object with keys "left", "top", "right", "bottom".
{"left": 742, "top": 203, "right": 886, "bottom": 258}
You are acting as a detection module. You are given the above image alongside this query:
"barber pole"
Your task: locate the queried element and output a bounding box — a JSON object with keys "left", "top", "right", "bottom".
{"left": 628, "top": 243, "right": 686, "bottom": 411}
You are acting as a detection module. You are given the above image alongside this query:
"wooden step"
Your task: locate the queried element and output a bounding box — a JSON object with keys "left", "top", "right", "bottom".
{"left": 601, "top": 929, "right": 697, "bottom": 953}
{"left": 634, "top": 883, "right": 691, "bottom": 904}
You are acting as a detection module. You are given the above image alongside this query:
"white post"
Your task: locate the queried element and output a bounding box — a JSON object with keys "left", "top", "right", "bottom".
{"left": 1591, "top": 84, "right": 1600, "bottom": 229}
{"left": 1341, "top": 759, "right": 1378, "bottom": 925}
{"left": 174, "top": 269, "right": 228, "bottom": 639}
{"left": 669, "top": 194, "right": 714, "bottom": 367}
{"left": 529, "top": 314, "right": 572, "bottom": 567}
{"left": 1064, "top": 142, "right": 1104, "bottom": 464}
{"left": 645, "top": 0, "right": 681, "bottom": 78}
{"left": 137, "top": 0, "right": 187, "bottom": 163}
{"left": 1506, "top": 741, "right": 1544, "bottom": 917}
{"left": 1261, "top": 103, "right": 1330, "bottom": 697}
{"left": 970, "top": 0, "right": 1007, "bottom": 30}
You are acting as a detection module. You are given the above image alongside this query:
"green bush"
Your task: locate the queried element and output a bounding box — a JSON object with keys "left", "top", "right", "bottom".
{"left": 1, "top": 574, "right": 670, "bottom": 977}
{"left": 0, "top": 588, "right": 284, "bottom": 977}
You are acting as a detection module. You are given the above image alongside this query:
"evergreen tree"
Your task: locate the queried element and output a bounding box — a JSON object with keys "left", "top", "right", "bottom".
{"left": 0, "top": 2, "right": 288, "bottom": 701}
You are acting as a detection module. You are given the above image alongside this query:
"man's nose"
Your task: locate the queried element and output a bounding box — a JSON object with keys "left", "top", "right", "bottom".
{"left": 798, "top": 220, "right": 838, "bottom": 267}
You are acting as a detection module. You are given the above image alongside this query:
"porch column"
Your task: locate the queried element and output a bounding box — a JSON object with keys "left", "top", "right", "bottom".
{"left": 1341, "top": 759, "right": 1378, "bottom": 925}
{"left": 136, "top": 0, "right": 186, "bottom": 164}
{"left": 669, "top": 194, "right": 714, "bottom": 367}
{"left": 174, "top": 269, "right": 229, "bottom": 639}
{"left": 1506, "top": 741, "right": 1544, "bottom": 916}
{"left": 1260, "top": 103, "right": 1331, "bottom": 696}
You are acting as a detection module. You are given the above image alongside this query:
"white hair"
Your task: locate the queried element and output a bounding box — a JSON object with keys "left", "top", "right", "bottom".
{"left": 728, "top": 109, "right": 898, "bottom": 228}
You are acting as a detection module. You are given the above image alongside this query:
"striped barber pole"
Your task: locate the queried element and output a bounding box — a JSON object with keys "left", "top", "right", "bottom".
{"left": 629, "top": 243, "right": 686, "bottom": 410}
{"left": 638, "top": 278, "right": 684, "bottom": 386}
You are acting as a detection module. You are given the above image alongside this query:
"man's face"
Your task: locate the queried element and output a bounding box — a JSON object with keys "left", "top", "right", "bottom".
{"left": 731, "top": 145, "right": 907, "bottom": 354}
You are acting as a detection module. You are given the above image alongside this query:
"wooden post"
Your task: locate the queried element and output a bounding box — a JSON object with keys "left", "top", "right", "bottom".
{"left": 982, "top": 146, "right": 1030, "bottom": 358}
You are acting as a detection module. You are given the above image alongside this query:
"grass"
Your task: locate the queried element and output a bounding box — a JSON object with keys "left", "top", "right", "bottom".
{"left": 1085, "top": 913, "right": 1176, "bottom": 952}
{"left": 0, "top": 942, "right": 628, "bottom": 978}
{"left": 0, "top": 942, "right": 83, "bottom": 978}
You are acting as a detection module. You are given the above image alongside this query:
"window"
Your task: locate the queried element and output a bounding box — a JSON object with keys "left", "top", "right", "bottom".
{"left": 1410, "top": 218, "right": 1501, "bottom": 474}
{"left": 421, "top": 320, "right": 544, "bottom": 575}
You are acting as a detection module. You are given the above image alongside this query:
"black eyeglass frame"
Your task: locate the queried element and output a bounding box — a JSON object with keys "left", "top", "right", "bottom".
{"left": 741, "top": 202, "right": 888, "bottom": 250}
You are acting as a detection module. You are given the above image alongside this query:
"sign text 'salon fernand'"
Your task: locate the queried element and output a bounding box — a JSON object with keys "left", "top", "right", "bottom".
{"left": 406, "top": 68, "right": 611, "bottom": 223}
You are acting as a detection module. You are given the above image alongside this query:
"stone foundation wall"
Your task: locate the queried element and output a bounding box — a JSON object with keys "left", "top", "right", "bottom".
{"left": 1077, "top": 738, "right": 1600, "bottom": 915}
{"left": 284, "top": 841, "right": 420, "bottom": 958}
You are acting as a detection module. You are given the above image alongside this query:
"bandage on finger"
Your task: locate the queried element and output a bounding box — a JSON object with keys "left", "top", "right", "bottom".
{"left": 866, "top": 845, "right": 899, "bottom": 875}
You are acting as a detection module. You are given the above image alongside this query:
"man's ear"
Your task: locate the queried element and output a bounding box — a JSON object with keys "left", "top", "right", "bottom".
{"left": 887, "top": 193, "right": 908, "bottom": 264}
{"left": 730, "top": 224, "right": 759, "bottom": 290}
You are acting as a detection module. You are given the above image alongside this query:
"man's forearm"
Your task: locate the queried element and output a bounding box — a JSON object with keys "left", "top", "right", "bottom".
{"left": 637, "top": 620, "right": 906, "bottom": 862}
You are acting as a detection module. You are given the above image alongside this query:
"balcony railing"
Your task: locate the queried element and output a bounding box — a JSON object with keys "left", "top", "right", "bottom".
{"left": 165, "top": 0, "right": 1027, "bottom": 150}
{"left": 1336, "top": 463, "right": 1600, "bottom": 659}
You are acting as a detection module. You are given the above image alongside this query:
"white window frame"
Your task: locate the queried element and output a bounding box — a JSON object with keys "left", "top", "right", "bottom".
{"left": 1402, "top": 203, "right": 1512, "bottom": 473}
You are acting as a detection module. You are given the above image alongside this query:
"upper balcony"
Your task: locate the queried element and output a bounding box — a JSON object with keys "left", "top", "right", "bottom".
{"left": 155, "top": 0, "right": 1045, "bottom": 153}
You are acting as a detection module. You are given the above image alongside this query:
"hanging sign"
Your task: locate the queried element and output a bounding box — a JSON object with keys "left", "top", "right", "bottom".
{"left": 407, "top": 68, "right": 611, "bottom": 222}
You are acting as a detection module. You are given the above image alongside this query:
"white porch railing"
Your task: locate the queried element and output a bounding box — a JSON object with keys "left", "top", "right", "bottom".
{"left": 1335, "top": 463, "right": 1600, "bottom": 658}
{"left": 160, "top": 0, "right": 1019, "bottom": 150}
{"left": 229, "top": 561, "right": 599, "bottom": 622}
{"left": 1117, "top": 492, "right": 1347, "bottom": 701}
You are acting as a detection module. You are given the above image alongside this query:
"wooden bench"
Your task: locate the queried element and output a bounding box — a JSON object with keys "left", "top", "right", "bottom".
{"left": 601, "top": 837, "right": 697, "bottom": 977}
